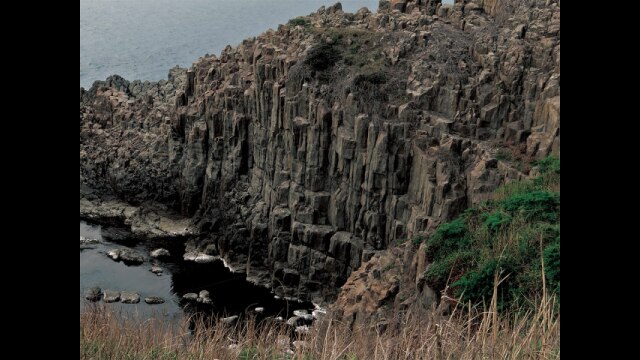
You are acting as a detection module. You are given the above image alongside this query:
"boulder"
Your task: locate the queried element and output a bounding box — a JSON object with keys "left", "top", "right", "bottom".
{"left": 150, "top": 248, "right": 170, "bottom": 258}
{"left": 120, "top": 291, "right": 141, "bottom": 304}
{"left": 144, "top": 296, "right": 165, "bottom": 304}
{"left": 107, "top": 248, "right": 144, "bottom": 265}
{"left": 102, "top": 290, "right": 120, "bottom": 303}
{"left": 85, "top": 287, "right": 102, "bottom": 302}
{"left": 182, "top": 293, "right": 199, "bottom": 301}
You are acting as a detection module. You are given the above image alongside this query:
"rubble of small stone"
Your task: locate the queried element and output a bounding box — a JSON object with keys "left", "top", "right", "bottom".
{"left": 80, "top": 0, "right": 560, "bottom": 323}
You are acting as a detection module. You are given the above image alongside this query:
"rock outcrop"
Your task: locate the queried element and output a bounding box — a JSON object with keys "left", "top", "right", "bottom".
{"left": 80, "top": 0, "right": 560, "bottom": 311}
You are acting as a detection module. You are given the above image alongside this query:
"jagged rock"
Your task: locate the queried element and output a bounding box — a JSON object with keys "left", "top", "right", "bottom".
{"left": 150, "top": 248, "right": 170, "bottom": 258}
{"left": 80, "top": 0, "right": 560, "bottom": 318}
{"left": 144, "top": 296, "right": 165, "bottom": 304}
{"left": 103, "top": 290, "right": 120, "bottom": 303}
{"left": 85, "top": 287, "right": 102, "bottom": 302}
{"left": 120, "top": 291, "right": 141, "bottom": 304}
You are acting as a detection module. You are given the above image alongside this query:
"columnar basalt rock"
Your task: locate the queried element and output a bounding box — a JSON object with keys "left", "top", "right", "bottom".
{"left": 80, "top": 0, "right": 560, "bottom": 310}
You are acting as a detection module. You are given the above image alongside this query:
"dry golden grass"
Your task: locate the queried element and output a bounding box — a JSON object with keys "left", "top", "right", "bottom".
{"left": 80, "top": 288, "right": 559, "bottom": 360}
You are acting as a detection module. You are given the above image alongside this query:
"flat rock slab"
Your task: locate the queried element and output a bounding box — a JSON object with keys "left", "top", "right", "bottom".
{"left": 108, "top": 248, "right": 145, "bottom": 265}
{"left": 184, "top": 252, "right": 217, "bottom": 263}
{"left": 103, "top": 290, "right": 120, "bottom": 303}
{"left": 144, "top": 296, "right": 165, "bottom": 304}
{"left": 182, "top": 293, "right": 198, "bottom": 301}
{"left": 120, "top": 291, "right": 140, "bottom": 304}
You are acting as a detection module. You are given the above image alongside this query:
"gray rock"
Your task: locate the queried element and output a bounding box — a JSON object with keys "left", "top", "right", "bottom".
{"left": 150, "top": 266, "right": 163, "bottom": 275}
{"left": 194, "top": 253, "right": 216, "bottom": 263}
{"left": 182, "top": 293, "right": 198, "bottom": 301}
{"left": 103, "top": 290, "right": 120, "bottom": 303}
{"left": 312, "top": 309, "right": 326, "bottom": 319}
{"left": 80, "top": 236, "right": 99, "bottom": 249}
{"left": 293, "top": 309, "right": 308, "bottom": 317}
{"left": 150, "top": 248, "right": 170, "bottom": 258}
{"left": 198, "top": 290, "right": 210, "bottom": 299}
{"left": 144, "top": 296, "right": 165, "bottom": 304}
{"left": 107, "top": 248, "right": 144, "bottom": 265}
{"left": 85, "top": 287, "right": 102, "bottom": 302}
{"left": 183, "top": 252, "right": 197, "bottom": 261}
{"left": 120, "top": 291, "right": 140, "bottom": 304}
{"left": 254, "top": 307, "right": 264, "bottom": 313}
{"left": 287, "top": 316, "right": 301, "bottom": 326}
{"left": 80, "top": 0, "right": 561, "bottom": 318}
{"left": 107, "top": 249, "right": 120, "bottom": 261}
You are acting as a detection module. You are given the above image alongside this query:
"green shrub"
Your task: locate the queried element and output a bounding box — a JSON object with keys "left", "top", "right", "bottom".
{"left": 426, "top": 219, "right": 470, "bottom": 262}
{"left": 482, "top": 211, "right": 512, "bottom": 232}
{"left": 353, "top": 72, "right": 387, "bottom": 86}
{"left": 304, "top": 43, "right": 341, "bottom": 71}
{"left": 425, "top": 250, "right": 475, "bottom": 291}
{"left": 422, "top": 165, "right": 559, "bottom": 312}
{"left": 288, "top": 17, "right": 307, "bottom": 27}
{"left": 543, "top": 238, "right": 560, "bottom": 293}
{"left": 239, "top": 347, "right": 260, "bottom": 360}
{"left": 412, "top": 235, "right": 425, "bottom": 246}
{"left": 501, "top": 191, "right": 559, "bottom": 222}
{"left": 535, "top": 156, "right": 560, "bottom": 175}
{"left": 453, "top": 257, "right": 515, "bottom": 310}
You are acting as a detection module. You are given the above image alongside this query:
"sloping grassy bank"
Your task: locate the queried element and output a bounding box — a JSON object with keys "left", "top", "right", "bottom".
{"left": 422, "top": 156, "right": 560, "bottom": 313}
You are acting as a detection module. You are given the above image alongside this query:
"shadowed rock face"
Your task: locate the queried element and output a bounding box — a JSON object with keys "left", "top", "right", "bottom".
{"left": 80, "top": 0, "right": 560, "bottom": 307}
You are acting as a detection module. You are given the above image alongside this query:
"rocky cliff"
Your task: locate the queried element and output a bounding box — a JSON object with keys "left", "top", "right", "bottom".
{"left": 80, "top": 0, "right": 560, "bottom": 309}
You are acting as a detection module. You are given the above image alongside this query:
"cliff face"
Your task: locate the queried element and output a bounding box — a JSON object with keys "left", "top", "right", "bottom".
{"left": 80, "top": 0, "right": 560, "bottom": 306}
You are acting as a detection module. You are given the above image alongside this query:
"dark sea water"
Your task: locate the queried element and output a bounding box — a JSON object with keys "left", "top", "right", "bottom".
{"left": 80, "top": 220, "right": 316, "bottom": 320}
{"left": 80, "top": 0, "right": 379, "bottom": 88}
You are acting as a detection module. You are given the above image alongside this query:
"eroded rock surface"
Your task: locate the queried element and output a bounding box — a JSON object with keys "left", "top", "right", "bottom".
{"left": 80, "top": 0, "right": 560, "bottom": 313}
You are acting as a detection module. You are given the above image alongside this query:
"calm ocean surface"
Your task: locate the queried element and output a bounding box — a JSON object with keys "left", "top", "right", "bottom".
{"left": 80, "top": 0, "right": 379, "bottom": 88}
